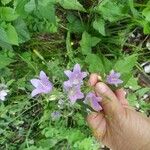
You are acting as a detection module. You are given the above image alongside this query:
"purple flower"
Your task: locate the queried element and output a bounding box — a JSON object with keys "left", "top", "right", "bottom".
{"left": 51, "top": 111, "right": 61, "bottom": 120}
{"left": 64, "top": 64, "right": 87, "bottom": 85}
{"left": 84, "top": 92, "right": 102, "bottom": 111}
{"left": 30, "top": 71, "right": 53, "bottom": 97}
{"left": 0, "top": 90, "right": 7, "bottom": 101}
{"left": 64, "top": 81, "right": 84, "bottom": 104}
{"left": 106, "top": 70, "right": 123, "bottom": 87}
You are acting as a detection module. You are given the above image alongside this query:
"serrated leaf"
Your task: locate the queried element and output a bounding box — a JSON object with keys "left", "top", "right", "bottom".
{"left": 57, "top": 0, "right": 86, "bottom": 12}
{"left": 24, "top": 0, "right": 36, "bottom": 12}
{"left": 95, "top": 0, "right": 127, "bottom": 22}
{"left": 114, "top": 55, "right": 137, "bottom": 73}
{"left": 6, "top": 24, "right": 18, "bottom": 45}
{"left": 93, "top": 17, "right": 105, "bottom": 36}
{"left": 0, "top": 7, "right": 18, "bottom": 21}
{"left": 126, "top": 76, "right": 141, "bottom": 90}
{"left": 80, "top": 31, "right": 101, "bottom": 55}
{"left": 85, "top": 53, "right": 105, "bottom": 74}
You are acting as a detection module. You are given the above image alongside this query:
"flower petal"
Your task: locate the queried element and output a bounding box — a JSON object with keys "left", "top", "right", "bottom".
{"left": 63, "top": 80, "right": 72, "bottom": 90}
{"left": 39, "top": 71, "right": 48, "bottom": 80}
{"left": 0, "top": 90, "right": 7, "bottom": 97}
{"left": 31, "top": 89, "right": 41, "bottom": 97}
{"left": 64, "top": 70, "right": 72, "bottom": 78}
{"left": 30, "top": 79, "right": 40, "bottom": 88}
{"left": 91, "top": 99, "right": 102, "bottom": 111}
{"left": 73, "top": 64, "right": 81, "bottom": 72}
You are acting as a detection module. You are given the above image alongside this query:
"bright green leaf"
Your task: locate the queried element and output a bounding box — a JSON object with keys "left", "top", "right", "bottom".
{"left": 95, "top": 0, "right": 127, "bottom": 22}
{"left": 24, "top": 0, "right": 36, "bottom": 12}
{"left": 126, "top": 76, "right": 141, "bottom": 90}
{"left": 0, "top": 7, "right": 18, "bottom": 21}
{"left": 93, "top": 17, "right": 105, "bottom": 36}
{"left": 6, "top": 24, "right": 18, "bottom": 45}
{"left": 80, "top": 31, "right": 101, "bottom": 55}
{"left": 142, "top": 6, "right": 150, "bottom": 22}
{"left": 114, "top": 55, "right": 137, "bottom": 73}
{"left": 57, "top": 0, "right": 86, "bottom": 12}
{"left": 85, "top": 53, "right": 105, "bottom": 74}
{"left": 0, "top": 26, "right": 9, "bottom": 43}
{"left": 127, "top": 93, "right": 138, "bottom": 107}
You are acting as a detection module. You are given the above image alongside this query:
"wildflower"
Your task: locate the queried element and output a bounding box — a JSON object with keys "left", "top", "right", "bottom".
{"left": 51, "top": 111, "right": 61, "bottom": 121}
{"left": 64, "top": 81, "right": 84, "bottom": 104}
{"left": 0, "top": 90, "right": 8, "bottom": 101}
{"left": 106, "top": 70, "right": 123, "bottom": 87}
{"left": 30, "top": 71, "right": 53, "bottom": 97}
{"left": 84, "top": 92, "right": 102, "bottom": 111}
{"left": 64, "top": 64, "right": 87, "bottom": 86}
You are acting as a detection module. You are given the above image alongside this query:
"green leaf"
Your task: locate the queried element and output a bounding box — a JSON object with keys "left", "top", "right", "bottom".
{"left": 127, "top": 93, "right": 138, "bottom": 107}
{"left": 6, "top": 24, "right": 18, "bottom": 45}
{"left": 0, "top": 26, "right": 13, "bottom": 49}
{"left": 93, "top": 17, "right": 105, "bottom": 36}
{"left": 67, "top": 13, "right": 85, "bottom": 33}
{"left": 126, "top": 76, "right": 141, "bottom": 90}
{"left": 0, "top": 26, "right": 9, "bottom": 43}
{"left": 128, "top": 0, "right": 140, "bottom": 18}
{"left": 24, "top": 0, "right": 36, "bottom": 12}
{"left": 142, "top": 6, "right": 150, "bottom": 22}
{"left": 14, "top": 18, "right": 30, "bottom": 43}
{"left": 0, "top": 7, "right": 18, "bottom": 21}
{"left": 114, "top": 55, "right": 137, "bottom": 73}
{"left": 0, "top": 51, "right": 14, "bottom": 69}
{"left": 1, "top": 0, "right": 12, "bottom": 5}
{"left": 80, "top": 31, "right": 101, "bottom": 55}
{"left": 57, "top": 0, "right": 86, "bottom": 12}
{"left": 85, "top": 53, "right": 105, "bottom": 74}
{"left": 95, "top": 0, "right": 127, "bottom": 22}
{"left": 38, "top": 2, "right": 56, "bottom": 24}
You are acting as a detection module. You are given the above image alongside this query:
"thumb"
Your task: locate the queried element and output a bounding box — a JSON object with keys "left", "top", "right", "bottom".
{"left": 95, "top": 82, "right": 123, "bottom": 116}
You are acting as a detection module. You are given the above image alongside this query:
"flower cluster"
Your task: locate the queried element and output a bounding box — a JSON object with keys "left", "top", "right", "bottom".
{"left": 1, "top": 65, "right": 123, "bottom": 113}
{"left": 29, "top": 65, "right": 123, "bottom": 112}
{"left": 63, "top": 64, "right": 87, "bottom": 104}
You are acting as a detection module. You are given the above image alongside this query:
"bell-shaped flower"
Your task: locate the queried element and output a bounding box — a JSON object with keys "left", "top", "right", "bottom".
{"left": 64, "top": 64, "right": 87, "bottom": 86}
{"left": 64, "top": 81, "right": 84, "bottom": 104}
{"left": 84, "top": 92, "right": 102, "bottom": 111}
{"left": 106, "top": 70, "right": 123, "bottom": 87}
{"left": 30, "top": 71, "right": 53, "bottom": 97}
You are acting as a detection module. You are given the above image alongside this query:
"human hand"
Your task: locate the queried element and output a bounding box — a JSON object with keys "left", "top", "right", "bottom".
{"left": 87, "top": 74, "right": 150, "bottom": 150}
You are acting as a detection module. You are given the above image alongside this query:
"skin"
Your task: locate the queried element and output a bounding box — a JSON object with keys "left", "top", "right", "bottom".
{"left": 87, "top": 73, "right": 150, "bottom": 150}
